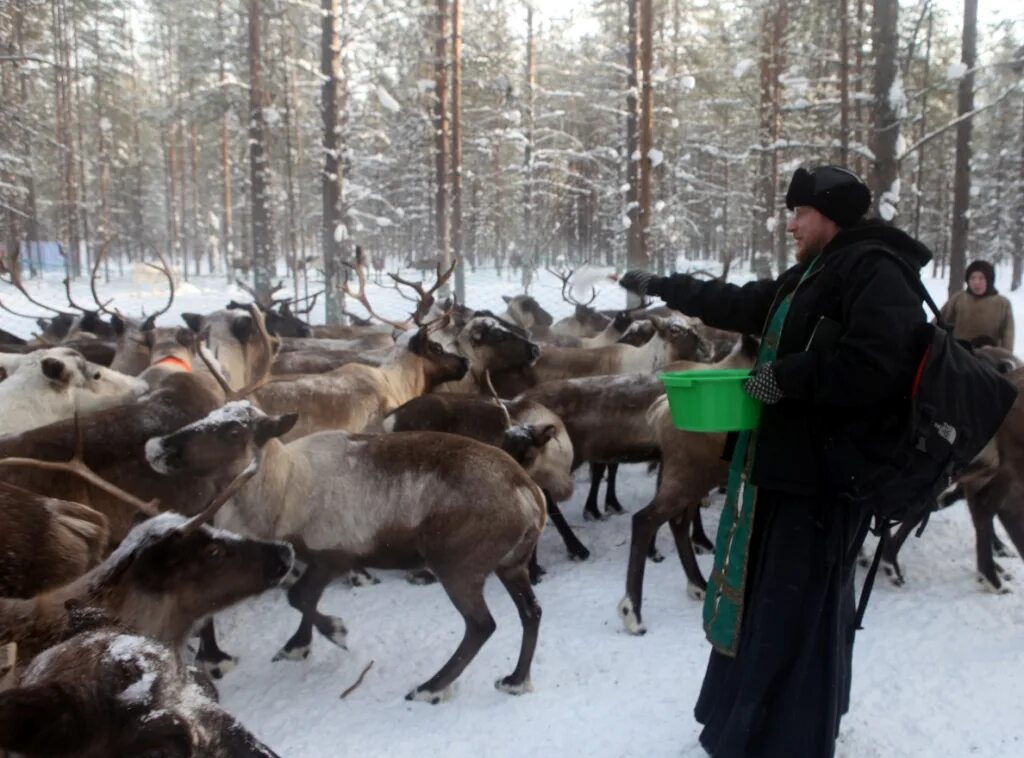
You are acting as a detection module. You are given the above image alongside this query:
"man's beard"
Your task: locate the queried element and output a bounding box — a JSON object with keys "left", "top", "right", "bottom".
{"left": 795, "top": 238, "right": 824, "bottom": 264}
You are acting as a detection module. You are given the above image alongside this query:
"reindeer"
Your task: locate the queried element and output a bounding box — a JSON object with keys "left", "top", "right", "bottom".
{"left": 146, "top": 402, "right": 545, "bottom": 702}
{"left": 382, "top": 390, "right": 583, "bottom": 572}
{"left": 544, "top": 267, "right": 609, "bottom": 340}
{"left": 0, "top": 628, "right": 280, "bottom": 757}
{"left": 499, "top": 295, "right": 555, "bottom": 339}
{"left": 490, "top": 315, "right": 710, "bottom": 397}
{"left": 0, "top": 347, "right": 148, "bottom": 436}
{"left": 0, "top": 482, "right": 109, "bottom": 598}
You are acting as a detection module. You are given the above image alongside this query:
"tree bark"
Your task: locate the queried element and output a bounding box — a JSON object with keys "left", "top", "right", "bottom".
{"left": 948, "top": 0, "right": 977, "bottom": 297}
{"left": 321, "top": 0, "right": 348, "bottom": 324}
{"left": 913, "top": 8, "right": 933, "bottom": 242}
{"left": 1013, "top": 88, "right": 1024, "bottom": 291}
{"left": 636, "top": 0, "right": 654, "bottom": 273}
{"left": 870, "top": 0, "right": 900, "bottom": 221}
{"left": 838, "top": 0, "right": 850, "bottom": 163}
{"left": 625, "top": 0, "right": 641, "bottom": 279}
{"left": 434, "top": 0, "right": 451, "bottom": 293}
{"left": 451, "top": 0, "right": 464, "bottom": 302}
{"left": 247, "top": 0, "right": 274, "bottom": 296}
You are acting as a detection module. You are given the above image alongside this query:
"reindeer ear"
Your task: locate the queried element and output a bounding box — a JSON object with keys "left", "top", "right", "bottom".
{"left": 175, "top": 328, "right": 196, "bottom": 349}
{"left": 255, "top": 414, "right": 298, "bottom": 446}
{"left": 0, "top": 367, "right": 6, "bottom": 383}
{"left": 140, "top": 314, "right": 157, "bottom": 332}
{"left": 0, "top": 683, "right": 92, "bottom": 754}
{"left": 181, "top": 313, "right": 203, "bottom": 333}
{"left": 40, "top": 357, "right": 68, "bottom": 382}
{"left": 111, "top": 314, "right": 126, "bottom": 336}
{"left": 531, "top": 424, "right": 558, "bottom": 446}
{"left": 502, "top": 295, "right": 513, "bottom": 304}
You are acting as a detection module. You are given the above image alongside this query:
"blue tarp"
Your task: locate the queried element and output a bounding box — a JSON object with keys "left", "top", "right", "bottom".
{"left": 18, "top": 241, "right": 66, "bottom": 273}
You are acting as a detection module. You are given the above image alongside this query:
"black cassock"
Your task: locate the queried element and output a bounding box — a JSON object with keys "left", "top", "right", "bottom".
{"left": 694, "top": 489, "right": 871, "bottom": 758}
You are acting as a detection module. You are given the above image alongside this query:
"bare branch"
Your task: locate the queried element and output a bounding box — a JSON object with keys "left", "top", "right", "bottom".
{"left": 179, "top": 450, "right": 263, "bottom": 533}
{"left": 339, "top": 660, "right": 374, "bottom": 699}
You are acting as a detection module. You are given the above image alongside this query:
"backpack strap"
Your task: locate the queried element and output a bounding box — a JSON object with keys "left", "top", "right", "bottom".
{"left": 858, "top": 246, "right": 946, "bottom": 327}
{"left": 855, "top": 520, "right": 891, "bottom": 630}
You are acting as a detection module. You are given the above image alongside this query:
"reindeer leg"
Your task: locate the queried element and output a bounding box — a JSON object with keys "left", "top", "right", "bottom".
{"left": 619, "top": 500, "right": 667, "bottom": 635}
{"left": 195, "top": 618, "right": 238, "bottom": 680}
{"left": 668, "top": 509, "right": 707, "bottom": 601}
{"left": 992, "top": 531, "right": 1015, "bottom": 559}
{"left": 881, "top": 518, "right": 920, "bottom": 587}
{"left": 969, "top": 493, "right": 1007, "bottom": 594}
{"left": 407, "top": 573, "right": 495, "bottom": 704}
{"left": 647, "top": 527, "right": 664, "bottom": 563}
{"left": 494, "top": 563, "right": 542, "bottom": 695}
{"left": 528, "top": 547, "right": 546, "bottom": 585}
{"left": 545, "top": 491, "right": 590, "bottom": 561}
{"left": 691, "top": 505, "right": 714, "bottom": 555}
{"left": 583, "top": 463, "right": 606, "bottom": 521}
{"left": 604, "top": 463, "right": 626, "bottom": 515}
{"left": 275, "top": 560, "right": 348, "bottom": 661}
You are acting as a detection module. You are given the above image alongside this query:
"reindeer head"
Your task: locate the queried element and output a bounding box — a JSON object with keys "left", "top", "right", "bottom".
{"left": 616, "top": 319, "right": 656, "bottom": 346}
{"left": 182, "top": 310, "right": 275, "bottom": 392}
{"left": 146, "top": 402, "right": 297, "bottom": 481}
{"left": 573, "top": 304, "right": 611, "bottom": 335}
{"left": 456, "top": 314, "right": 541, "bottom": 372}
{"left": 227, "top": 299, "right": 313, "bottom": 339}
{"left": 89, "top": 513, "right": 294, "bottom": 630}
{"left": 501, "top": 295, "right": 554, "bottom": 336}
{"left": 407, "top": 328, "right": 469, "bottom": 387}
{"left": 650, "top": 317, "right": 712, "bottom": 364}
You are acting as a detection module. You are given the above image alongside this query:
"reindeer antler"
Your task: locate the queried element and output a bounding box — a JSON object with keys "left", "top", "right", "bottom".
{"left": 89, "top": 238, "right": 122, "bottom": 318}
{"left": 546, "top": 266, "right": 597, "bottom": 308}
{"left": 179, "top": 449, "right": 263, "bottom": 534}
{"left": 0, "top": 245, "right": 67, "bottom": 315}
{"left": 63, "top": 275, "right": 102, "bottom": 314}
{"left": 484, "top": 370, "right": 513, "bottom": 429}
{"left": 196, "top": 303, "right": 279, "bottom": 401}
{"left": 287, "top": 288, "right": 324, "bottom": 317}
{"left": 0, "top": 413, "right": 159, "bottom": 517}
{"left": 341, "top": 247, "right": 414, "bottom": 331}
{"left": 144, "top": 252, "right": 176, "bottom": 320}
{"left": 388, "top": 256, "right": 459, "bottom": 324}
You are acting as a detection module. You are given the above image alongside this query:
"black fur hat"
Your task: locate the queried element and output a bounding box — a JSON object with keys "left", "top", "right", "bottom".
{"left": 785, "top": 165, "right": 872, "bottom": 227}
{"left": 965, "top": 259, "right": 996, "bottom": 295}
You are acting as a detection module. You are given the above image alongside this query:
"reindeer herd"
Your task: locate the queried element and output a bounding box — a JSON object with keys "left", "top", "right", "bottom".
{"left": 1, "top": 248, "right": 1023, "bottom": 756}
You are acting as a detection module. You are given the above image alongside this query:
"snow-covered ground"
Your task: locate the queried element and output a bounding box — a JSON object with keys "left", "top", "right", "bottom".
{"left": 2, "top": 260, "right": 1024, "bottom": 757}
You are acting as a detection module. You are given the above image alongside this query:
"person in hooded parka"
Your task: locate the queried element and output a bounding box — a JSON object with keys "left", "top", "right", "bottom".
{"left": 619, "top": 165, "right": 933, "bottom": 758}
{"left": 939, "top": 259, "right": 1014, "bottom": 350}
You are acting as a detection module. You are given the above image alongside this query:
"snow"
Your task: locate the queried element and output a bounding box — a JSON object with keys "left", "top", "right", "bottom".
{"left": 731, "top": 59, "right": 754, "bottom": 78}
{"left": 377, "top": 86, "right": 401, "bottom": 113}
{"left": 648, "top": 148, "right": 664, "bottom": 168}
{"left": 2, "top": 264, "right": 1024, "bottom": 757}
{"left": 947, "top": 62, "right": 968, "bottom": 81}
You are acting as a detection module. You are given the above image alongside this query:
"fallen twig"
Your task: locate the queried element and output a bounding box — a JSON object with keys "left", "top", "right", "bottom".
{"left": 339, "top": 660, "right": 374, "bottom": 699}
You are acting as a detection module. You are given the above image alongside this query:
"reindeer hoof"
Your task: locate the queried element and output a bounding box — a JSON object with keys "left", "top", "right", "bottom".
{"left": 978, "top": 574, "right": 1012, "bottom": 595}
{"left": 882, "top": 561, "right": 905, "bottom": 587}
{"left": 618, "top": 597, "right": 647, "bottom": 636}
{"left": 648, "top": 549, "right": 665, "bottom": 564}
{"left": 569, "top": 546, "right": 591, "bottom": 561}
{"left": 686, "top": 583, "right": 705, "bottom": 602}
{"left": 529, "top": 565, "right": 546, "bottom": 586}
{"left": 198, "top": 654, "right": 239, "bottom": 680}
{"left": 345, "top": 568, "right": 379, "bottom": 587}
{"left": 406, "top": 569, "right": 438, "bottom": 585}
{"left": 405, "top": 685, "right": 454, "bottom": 704}
{"left": 321, "top": 616, "right": 348, "bottom": 649}
{"left": 605, "top": 503, "right": 626, "bottom": 516}
{"left": 272, "top": 644, "right": 311, "bottom": 662}
{"left": 583, "top": 510, "right": 604, "bottom": 522}
{"left": 495, "top": 676, "right": 533, "bottom": 695}
{"left": 692, "top": 541, "right": 713, "bottom": 556}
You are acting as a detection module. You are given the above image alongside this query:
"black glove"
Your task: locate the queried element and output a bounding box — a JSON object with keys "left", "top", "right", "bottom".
{"left": 619, "top": 270, "right": 662, "bottom": 298}
{"left": 744, "top": 363, "right": 784, "bottom": 405}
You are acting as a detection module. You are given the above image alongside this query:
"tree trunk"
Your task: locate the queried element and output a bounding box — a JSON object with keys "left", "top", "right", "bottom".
{"left": 948, "top": 0, "right": 977, "bottom": 297}
{"left": 870, "top": 0, "right": 900, "bottom": 221}
{"left": 434, "top": 0, "right": 451, "bottom": 293}
{"left": 625, "top": 0, "right": 641, "bottom": 282}
{"left": 321, "top": 0, "right": 348, "bottom": 324}
{"left": 753, "top": 0, "right": 785, "bottom": 279}
{"left": 522, "top": 4, "right": 536, "bottom": 289}
{"left": 247, "top": 0, "right": 274, "bottom": 296}
{"left": 913, "top": 9, "right": 933, "bottom": 241}
{"left": 1013, "top": 90, "right": 1024, "bottom": 291}
{"left": 636, "top": 0, "right": 654, "bottom": 274}
{"left": 217, "top": 0, "right": 233, "bottom": 276}
{"left": 838, "top": 0, "right": 850, "bottom": 163}
{"left": 451, "top": 0, "right": 465, "bottom": 303}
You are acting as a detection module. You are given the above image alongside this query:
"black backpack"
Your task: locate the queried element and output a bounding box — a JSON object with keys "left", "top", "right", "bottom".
{"left": 848, "top": 250, "right": 1018, "bottom": 624}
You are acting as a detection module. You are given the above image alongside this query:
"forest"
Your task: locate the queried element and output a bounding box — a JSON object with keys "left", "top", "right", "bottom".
{"left": 1, "top": 0, "right": 1022, "bottom": 320}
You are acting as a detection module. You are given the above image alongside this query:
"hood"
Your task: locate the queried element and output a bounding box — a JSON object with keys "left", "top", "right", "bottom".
{"left": 824, "top": 219, "right": 933, "bottom": 272}
{"left": 965, "top": 259, "right": 997, "bottom": 296}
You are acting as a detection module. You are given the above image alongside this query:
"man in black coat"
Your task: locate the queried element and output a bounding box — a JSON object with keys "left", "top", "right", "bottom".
{"left": 620, "top": 166, "right": 933, "bottom": 757}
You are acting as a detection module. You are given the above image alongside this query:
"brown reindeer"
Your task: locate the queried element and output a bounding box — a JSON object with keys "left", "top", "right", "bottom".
{"left": 252, "top": 326, "right": 468, "bottom": 440}
{"left": 0, "top": 628, "right": 280, "bottom": 757}
{"left": 490, "top": 316, "right": 709, "bottom": 397}
{"left": 0, "top": 483, "right": 109, "bottom": 598}
{"left": 146, "top": 402, "right": 545, "bottom": 702}
{"left": 382, "top": 392, "right": 583, "bottom": 570}
{"left": 0, "top": 510, "right": 294, "bottom": 674}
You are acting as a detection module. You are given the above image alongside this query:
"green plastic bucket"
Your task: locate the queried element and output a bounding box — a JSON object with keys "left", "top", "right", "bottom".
{"left": 660, "top": 369, "right": 762, "bottom": 432}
